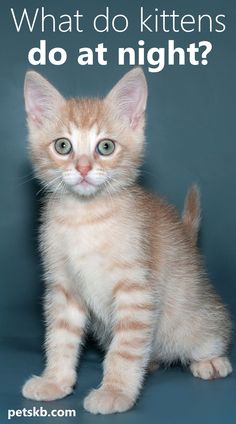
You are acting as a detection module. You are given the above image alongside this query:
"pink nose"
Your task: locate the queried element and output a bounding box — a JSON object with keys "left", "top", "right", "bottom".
{"left": 77, "top": 164, "right": 91, "bottom": 177}
{"left": 76, "top": 156, "right": 92, "bottom": 177}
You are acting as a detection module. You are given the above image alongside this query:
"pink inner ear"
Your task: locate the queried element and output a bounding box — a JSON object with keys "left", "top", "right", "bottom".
{"left": 107, "top": 69, "right": 147, "bottom": 129}
{"left": 24, "top": 72, "right": 65, "bottom": 127}
{"left": 130, "top": 113, "right": 143, "bottom": 130}
{"left": 25, "top": 85, "right": 45, "bottom": 126}
{"left": 29, "top": 105, "right": 44, "bottom": 126}
{"left": 121, "top": 83, "right": 146, "bottom": 129}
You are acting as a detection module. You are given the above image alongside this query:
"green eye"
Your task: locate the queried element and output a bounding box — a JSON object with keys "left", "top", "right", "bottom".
{"left": 96, "top": 139, "right": 115, "bottom": 156}
{"left": 54, "top": 138, "right": 72, "bottom": 155}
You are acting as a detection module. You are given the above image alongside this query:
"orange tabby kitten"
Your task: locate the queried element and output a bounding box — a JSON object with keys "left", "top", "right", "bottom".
{"left": 22, "top": 68, "right": 232, "bottom": 414}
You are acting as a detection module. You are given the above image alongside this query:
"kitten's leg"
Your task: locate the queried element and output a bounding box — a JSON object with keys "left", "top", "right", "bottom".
{"left": 84, "top": 280, "right": 154, "bottom": 414}
{"left": 22, "top": 283, "right": 87, "bottom": 401}
{"left": 188, "top": 311, "right": 232, "bottom": 380}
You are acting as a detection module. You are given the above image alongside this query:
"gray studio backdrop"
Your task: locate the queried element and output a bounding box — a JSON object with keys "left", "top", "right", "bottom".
{"left": 0, "top": 0, "right": 235, "bottom": 422}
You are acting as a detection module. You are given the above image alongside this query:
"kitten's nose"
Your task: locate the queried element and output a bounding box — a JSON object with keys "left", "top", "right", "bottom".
{"left": 76, "top": 155, "right": 92, "bottom": 177}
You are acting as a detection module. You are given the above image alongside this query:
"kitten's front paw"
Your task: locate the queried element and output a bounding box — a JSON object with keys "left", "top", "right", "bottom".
{"left": 22, "top": 376, "right": 73, "bottom": 401}
{"left": 83, "top": 387, "right": 134, "bottom": 414}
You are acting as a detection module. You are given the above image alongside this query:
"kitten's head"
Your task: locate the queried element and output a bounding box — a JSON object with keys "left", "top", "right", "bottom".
{"left": 24, "top": 68, "right": 147, "bottom": 198}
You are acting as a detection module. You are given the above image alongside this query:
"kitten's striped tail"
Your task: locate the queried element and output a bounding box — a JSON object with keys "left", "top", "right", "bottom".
{"left": 182, "top": 185, "right": 201, "bottom": 245}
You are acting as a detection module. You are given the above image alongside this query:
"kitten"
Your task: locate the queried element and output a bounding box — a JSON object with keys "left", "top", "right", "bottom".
{"left": 22, "top": 68, "right": 232, "bottom": 414}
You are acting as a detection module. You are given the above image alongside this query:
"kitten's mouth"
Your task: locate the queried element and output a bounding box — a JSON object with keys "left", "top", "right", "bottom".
{"left": 78, "top": 178, "right": 95, "bottom": 187}
{"left": 65, "top": 176, "right": 104, "bottom": 196}
{"left": 71, "top": 178, "right": 100, "bottom": 195}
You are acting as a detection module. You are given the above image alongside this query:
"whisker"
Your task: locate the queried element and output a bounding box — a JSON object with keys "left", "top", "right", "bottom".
{"left": 36, "top": 175, "right": 62, "bottom": 197}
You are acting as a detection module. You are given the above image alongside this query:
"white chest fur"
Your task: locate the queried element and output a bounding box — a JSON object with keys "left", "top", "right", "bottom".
{"left": 46, "top": 197, "right": 129, "bottom": 322}
{"left": 65, "top": 218, "right": 115, "bottom": 320}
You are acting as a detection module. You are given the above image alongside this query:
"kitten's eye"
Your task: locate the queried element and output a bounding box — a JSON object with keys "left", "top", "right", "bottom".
{"left": 54, "top": 138, "right": 72, "bottom": 155}
{"left": 96, "top": 139, "right": 115, "bottom": 156}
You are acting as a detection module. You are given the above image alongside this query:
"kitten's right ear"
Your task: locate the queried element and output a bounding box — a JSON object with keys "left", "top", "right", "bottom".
{"left": 24, "top": 71, "right": 65, "bottom": 127}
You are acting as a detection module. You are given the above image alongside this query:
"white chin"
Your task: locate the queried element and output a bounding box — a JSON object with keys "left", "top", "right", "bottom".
{"left": 70, "top": 182, "right": 100, "bottom": 196}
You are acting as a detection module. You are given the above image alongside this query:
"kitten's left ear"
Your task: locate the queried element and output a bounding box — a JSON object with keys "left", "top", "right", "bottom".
{"left": 24, "top": 71, "right": 65, "bottom": 127}
{"left": 105, "top": 67, "right": 148, "bottom": 129}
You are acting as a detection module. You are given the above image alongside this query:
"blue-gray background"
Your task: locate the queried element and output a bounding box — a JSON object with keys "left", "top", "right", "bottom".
{"left": 0, "top": 0, "right": 235, "bottom": 423}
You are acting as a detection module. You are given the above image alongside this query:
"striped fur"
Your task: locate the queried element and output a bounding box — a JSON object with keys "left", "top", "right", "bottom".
{"left": 22, "top": 69, "right": 232, "bottom": 414}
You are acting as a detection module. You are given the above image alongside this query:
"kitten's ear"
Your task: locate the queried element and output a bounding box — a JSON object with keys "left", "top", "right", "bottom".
{"left": 105, "top": 67, "right": 147, "bottom": 129}
{"left": 24, "top": 71, "right": 65, "bottom": 126}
